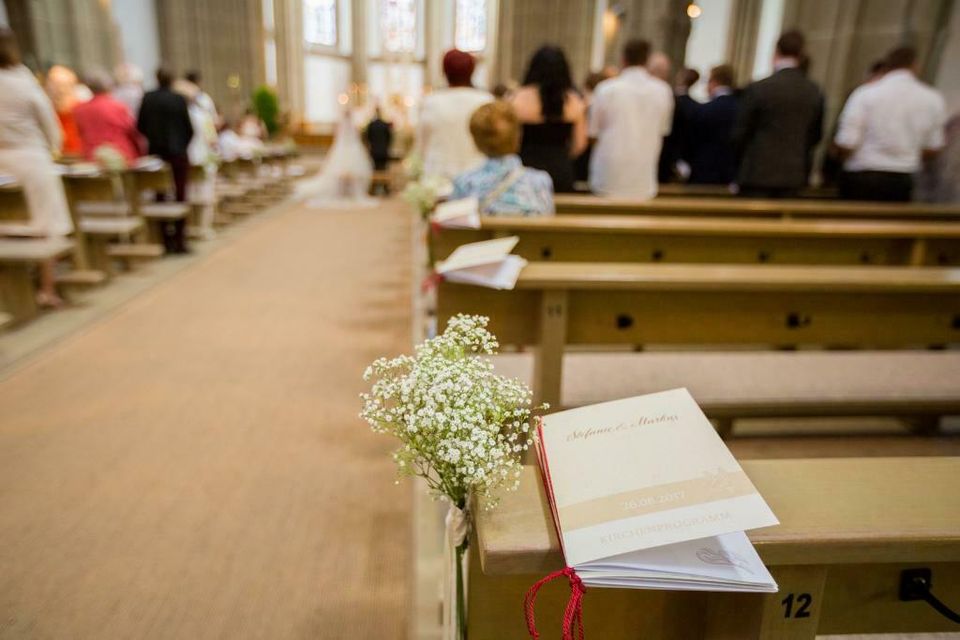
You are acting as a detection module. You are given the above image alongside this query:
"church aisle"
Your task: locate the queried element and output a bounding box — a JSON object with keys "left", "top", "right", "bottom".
{"left": 0, "top": 199, "right": 413, "bottom": 638}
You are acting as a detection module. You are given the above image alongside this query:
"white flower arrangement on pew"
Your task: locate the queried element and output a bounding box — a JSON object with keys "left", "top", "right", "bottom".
{"left": 360, "top": 314, "right": 545, "bottom": 640}
{"left": 401, "top": 173, "right": 451, "bottom": 219}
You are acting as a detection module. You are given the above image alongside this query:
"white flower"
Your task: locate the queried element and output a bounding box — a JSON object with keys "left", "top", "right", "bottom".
{"left": 359, "top": 314, "right": 545, "bottom": 508}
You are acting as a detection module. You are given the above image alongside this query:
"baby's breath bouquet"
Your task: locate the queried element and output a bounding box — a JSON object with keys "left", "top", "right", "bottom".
{"left": 361, "top": 314, "right": 544, "bottom": 639}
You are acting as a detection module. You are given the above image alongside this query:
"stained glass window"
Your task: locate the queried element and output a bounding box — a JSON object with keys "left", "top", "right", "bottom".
{"left": 455, "top": 0, "right": 486, "bottom": 52}
{"left": 380, "top": 0, "right": 417, "bottom": 54}
{"left": 304, "top": 0, "right": 337, "bottom": 46}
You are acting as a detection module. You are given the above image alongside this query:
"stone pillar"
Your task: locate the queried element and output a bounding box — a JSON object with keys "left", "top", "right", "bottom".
{"left": 726, "top": 0, "right": 763, "bottom": 87}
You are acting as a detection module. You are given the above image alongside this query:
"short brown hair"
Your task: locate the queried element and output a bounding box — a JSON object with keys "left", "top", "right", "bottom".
{"left": 0, "top": 28, "right": 22, "bottom": 69}
{"left": 886, "top": 46, "right": 917, "bottom": 70}
{"left": 776, "top": 30, "right": 805, "bottom": 58}
{"left": 709, "top": 64, "right": 734, "bottom": 88}
{"left": 469, "top": 101, "right": 520, "bottom": 157}
{"left": 623, "top": 39, "right": 650, "bottom": 67}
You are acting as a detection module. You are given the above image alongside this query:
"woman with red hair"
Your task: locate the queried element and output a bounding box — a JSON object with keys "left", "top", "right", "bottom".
{"left": 416, "top": 49, "right": 492, "bottom": 179}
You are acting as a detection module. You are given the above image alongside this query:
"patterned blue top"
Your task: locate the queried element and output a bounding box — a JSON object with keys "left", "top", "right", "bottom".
{"left": 451, "top": 154, "right": 555, "bottom": 216}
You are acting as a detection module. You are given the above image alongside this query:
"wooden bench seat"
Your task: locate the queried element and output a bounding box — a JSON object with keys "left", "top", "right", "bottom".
{"left": 469, "top": 459, "right": 960, "bottom": 638}
{"left": 79, "top": 217, "right": 143, "bottom": 235}
{"left": 486, "top": 351, "right": 960, "bottom": 431}
{"left": 0, "top": 237, "right": 75, "bottom": 322}
{"left": 437, "top": 262, "right": 960, "bottom": 408}
{"left": 433, "top": 214, "right": 960, "bottom": 266}
{"left": 55, "top": 269, "right": 107, "bottom": 287}
{"left": 554, "top": 193, "right": 960, "bottom": 221}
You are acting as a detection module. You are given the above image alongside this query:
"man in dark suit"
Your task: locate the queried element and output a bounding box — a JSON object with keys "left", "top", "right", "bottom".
{"left": 364, "top": 108, "right": 393, "bottom": 195}
{"left": 137, "top": 67, "right": 194, "bottom": 253}
{"left": 687, "top": 64, "right": 739, "bottom": 185}
{"left": 658, "top": 67, "right": 700, "bottom": 183}
{"left": 732, "top": 31, "right": 824, "bottom": 198}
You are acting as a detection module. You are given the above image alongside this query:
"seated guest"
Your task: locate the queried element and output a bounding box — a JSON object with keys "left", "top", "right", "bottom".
{"left": 417, "top": 49, "right": 492, "bottom": 179}
{"left": 452, "top": 102, "right": 554, "bottom": 216}
{"left": 834, "top": 46, "right": 946, "bottom": 202}
{"left": 73, "top": 70, "right": 145, "bottom": 164}
{"left": 218, "top": 120, "right": 262, "bottom": 162}
{"left": 733, "top": 30, "right": 824, "bottom": 198}
{"left": 510, "top": 45, "right": 588, "bottom": 193}
{"left": 589, "top": 39, "right": 674, "bottom": 200}
{"left": 687, "top": 64, "right": 739, "bottom": 185}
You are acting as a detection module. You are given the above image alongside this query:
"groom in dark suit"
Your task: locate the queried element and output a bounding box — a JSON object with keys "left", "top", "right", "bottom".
{"left": 688, "top": 64, "right": 739, "bottom": 185}
{"left": 732, "top": 31, "right": 824, "bottom": 198}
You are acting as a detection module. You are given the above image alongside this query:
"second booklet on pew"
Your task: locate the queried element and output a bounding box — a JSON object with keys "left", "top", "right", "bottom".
{"left": 536, "top": 389, "right": 779, "bottom": 592}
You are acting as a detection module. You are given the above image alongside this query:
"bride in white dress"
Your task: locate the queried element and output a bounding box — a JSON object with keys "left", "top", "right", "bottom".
{"left": 296, "top": 108, "right": 375, "bottom": 207}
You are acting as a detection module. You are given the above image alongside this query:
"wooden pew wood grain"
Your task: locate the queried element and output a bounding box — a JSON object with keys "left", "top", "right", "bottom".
{"left": 469, "top": 459, "right": 960, "bottom": 639}
{"left": 554, "top": 194, "right": 960, "bottom": 221}
{"left": 433, "top": 215, "right": 960, "bottom": 266}
{"left": 437, "top": 263, "right": 960, "bottom": 409}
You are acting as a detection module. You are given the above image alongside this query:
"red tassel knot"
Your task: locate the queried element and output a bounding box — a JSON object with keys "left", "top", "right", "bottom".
{"left": 524, "top": 567, "right": 587, "bottom": 640}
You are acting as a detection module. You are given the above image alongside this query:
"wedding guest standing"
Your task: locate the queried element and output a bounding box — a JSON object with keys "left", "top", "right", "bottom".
{"left": 0, "top": 28, "right": 74, "bottom": 307}
{"left": 834, "top": 46, "right": 946, "bottom": 202}
{"left": 452, "top": 102, "right": 554, "bottom": 216}
{"left": 45, "top": 64, "right": 86, "bottom": 157}
{"left": 113, "top": 63, "right": 144, "bottom": 118}
{"left": 417, "top": 49, "right": 492, "bottom": 179}
{"left": 659, "top": 67, "right": 700, "bottom": 183}
{"left": 589, "top": 39, "right": 674, "bottom": 199}
{"left": 687, "top": 64, "right": 739, "bottom": 185}
{"left": 509, "top": 45, "right": 588, "bottom": 193}
{"left": 73, "top": 70, "right": 145, "bottom": 164}
{"left": 137, "top": 67, "right": 194, "bottom": 254}
{"left": 733, "top": 30, "right": 824, "bottom": 198}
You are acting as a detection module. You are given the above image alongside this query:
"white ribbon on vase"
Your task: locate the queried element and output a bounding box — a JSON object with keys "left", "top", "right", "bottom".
{"left": 443, "top": 502, "right": 469, "bottom": 640}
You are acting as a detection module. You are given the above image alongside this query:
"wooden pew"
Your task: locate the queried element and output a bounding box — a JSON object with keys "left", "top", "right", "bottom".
{"left": 436, "top": 262, "right": 960, "bottom": 416}
{"left": 0, "top": 237, "right": 74, "bottom": 322}
{"left": 63, "top": 173, "right": 164, "bottom": 269}
{"left": 0, "top": 180, "right": 29, "bottom": 223}
{"left": 469, "top": 460, "right": 960, "bottom": 639}
{"left": 554, "top": 194, "right": 960, "bottom": 221}
{"left": 433, "top": 215, "right": 960, "bottom": 267}
{"left": 654, "top": 183, "right": 839, "bottom": 199}
{"left": 122, "top": 167, "right": 191, "bottom": 244}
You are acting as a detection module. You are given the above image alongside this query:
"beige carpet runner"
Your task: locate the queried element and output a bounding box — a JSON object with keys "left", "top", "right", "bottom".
{"left": 0, "top": 200, "right": 412, "bottom": 638}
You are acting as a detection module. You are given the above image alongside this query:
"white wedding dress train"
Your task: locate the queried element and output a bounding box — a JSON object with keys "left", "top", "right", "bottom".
{"left": 296, "top": 110, "right": 376, "bottom": 208}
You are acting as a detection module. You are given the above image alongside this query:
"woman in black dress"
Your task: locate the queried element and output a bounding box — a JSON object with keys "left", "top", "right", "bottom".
{"left": 509, "top": 46, "right": 588, "bottom": 193}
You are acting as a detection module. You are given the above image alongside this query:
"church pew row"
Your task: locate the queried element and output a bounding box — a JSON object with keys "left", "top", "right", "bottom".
{"left": 0, "top": 237, "right": 97, "bottom": 323}
{"left": 553, "top": 193, "right": 960, "bottom": 221}
{"left": 432, "top": 214, "right": 960, "bottom": 267}
{"left": 435, "top": 262, "right": 960, "bottom": 424}
{"left": 468, "top": 459, "right": 960, "bottom": 639}
{"left": 654, "top": 182, "right": 839, "bottom": 199}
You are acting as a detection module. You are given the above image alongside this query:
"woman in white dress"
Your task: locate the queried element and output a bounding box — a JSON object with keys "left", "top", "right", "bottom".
{"left": 296, "top": 109, "right": 373, "bottom": 207}
{"left": 0, "top": 28, "right": 74, "bottom": 307}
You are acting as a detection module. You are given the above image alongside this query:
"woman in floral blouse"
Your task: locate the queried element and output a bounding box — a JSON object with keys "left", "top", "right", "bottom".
{"left": 451, "top": 101, "right": 555, "bottom": 216}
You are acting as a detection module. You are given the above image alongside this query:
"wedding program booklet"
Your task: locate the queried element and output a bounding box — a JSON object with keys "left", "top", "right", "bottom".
{"left": 432, "top": 197, "right": 481, "bottom": 229}
{"left": 435, "top": 236, "right": 526, "bottom": 290}
{"left": 536, "top": 389, "right": 779, "bottom": 592}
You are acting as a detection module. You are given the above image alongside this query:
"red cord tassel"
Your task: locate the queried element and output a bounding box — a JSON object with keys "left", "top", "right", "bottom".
{"left": 421, "top": 270, "right": 444, "bottom": 293}
{"left": 524, "top": 567, "right": 586, "bottom": 640}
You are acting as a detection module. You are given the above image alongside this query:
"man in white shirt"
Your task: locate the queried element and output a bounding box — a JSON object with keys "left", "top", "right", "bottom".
{"left": 588, "top": 39, "right": 674, "bottom": 199}
{"left": 417, "top": 49, "right": 492, "bottom": 180}
{"left": 835, "top": 46, "right": 946, "bottom": 201}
